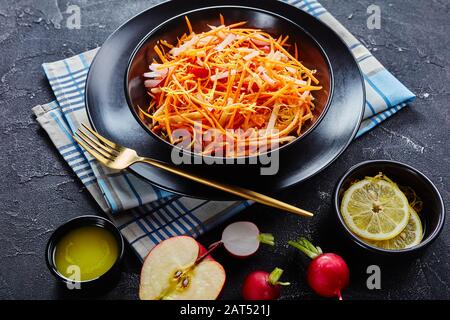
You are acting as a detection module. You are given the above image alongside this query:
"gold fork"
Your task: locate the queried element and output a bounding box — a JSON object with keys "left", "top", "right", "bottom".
{"left": 74, "top": 124, "right": 313, "bottom": 218}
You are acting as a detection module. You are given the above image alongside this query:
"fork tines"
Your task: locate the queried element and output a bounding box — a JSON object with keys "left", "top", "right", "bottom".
{"left": 73, "top": 124, "right": 119, "bottom": 164}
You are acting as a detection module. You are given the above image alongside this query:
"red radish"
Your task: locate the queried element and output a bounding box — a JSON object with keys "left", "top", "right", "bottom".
{"left": 288, "top": 238, "right": 349, "bottom": 300}
{"left": 221, "top": 221, "right": 274, "bottom": 258}
{"left": 242, "top": 267, "right": 290, "bottom": 300}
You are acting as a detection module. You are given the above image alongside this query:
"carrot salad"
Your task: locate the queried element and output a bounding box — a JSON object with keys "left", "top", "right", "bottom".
{"left": 140, "top": 15, "right": 322, "bottom": 156}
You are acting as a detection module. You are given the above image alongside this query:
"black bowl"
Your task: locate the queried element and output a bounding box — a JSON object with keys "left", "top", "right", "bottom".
{"left": 126, "top": 6, "right": 333, "bottom": 163}
{"left": 45, "top": 215, "right": 124, "bottom": 291}
{"left": 334, "top": 160, "right": 445, "bottom": 256}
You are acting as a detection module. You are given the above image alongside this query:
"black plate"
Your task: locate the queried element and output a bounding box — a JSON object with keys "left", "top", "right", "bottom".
{"left": 86, "top": 0, "right": 365, "bottom": 200}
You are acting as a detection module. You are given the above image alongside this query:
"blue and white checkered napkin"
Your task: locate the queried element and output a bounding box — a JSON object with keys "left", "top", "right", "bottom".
{"left": 33, "top": 0, "right": 415, "bottom": 261}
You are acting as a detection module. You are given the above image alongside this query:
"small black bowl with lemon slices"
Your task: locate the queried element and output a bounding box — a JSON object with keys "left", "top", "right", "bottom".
{"left": 334, "top": 160, "right": 445, "bottom": 256}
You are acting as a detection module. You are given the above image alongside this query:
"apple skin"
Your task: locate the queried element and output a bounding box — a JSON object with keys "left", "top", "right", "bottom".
{"left": 139, "top": 236, "right": 225, "bottom": 300}
{"left": 197, "top": 241, "right": 215, "bottom": 261}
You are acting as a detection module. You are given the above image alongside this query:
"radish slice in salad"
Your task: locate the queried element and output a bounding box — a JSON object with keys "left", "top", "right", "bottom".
{"left": 243, "top": 50, "right": 259, "bottom": 61}
{"left": 210, "top": 70, "right": 236, "bottom": 81}
{"left": 147, "top": 64, "right": 171, "bottom": 77}
{"left": 257, "top": 66, "right": 277, "bottom": 86}
{"left": 215, "top": 33, "right": 236, "bottom": 51}
{"left": 250, "top": 34, "right": 270, "bottom": 46}
{"left": 170, "top": 35, "right": 199, "bottom": 57}
{"left": 221, "top": 221, "right": 274, "bottom": 258}
{"left": 144, "top": 79, "right": 164, "bottom": 88}
{"left": 143, "top": 71, "right": 163, "bottom": 78}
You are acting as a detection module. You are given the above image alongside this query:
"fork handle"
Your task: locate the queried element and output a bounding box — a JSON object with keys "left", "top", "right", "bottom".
{"left": 138, "top": 158, "right": 313, "bottom": 218}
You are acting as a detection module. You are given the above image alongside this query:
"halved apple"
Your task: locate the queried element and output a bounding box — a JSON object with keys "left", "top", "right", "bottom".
{"left": 139, "top": 236, "right": 226, "bottom": 300}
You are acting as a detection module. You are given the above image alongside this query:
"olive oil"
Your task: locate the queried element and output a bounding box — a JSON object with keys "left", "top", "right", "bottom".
{"left": 54, "top": 226, "right": 119, "bottom": 281}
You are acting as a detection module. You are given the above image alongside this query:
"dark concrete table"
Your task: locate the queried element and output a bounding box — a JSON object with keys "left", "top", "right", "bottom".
{"left": 0, "top": 0, "right": 448, "bottom": 300}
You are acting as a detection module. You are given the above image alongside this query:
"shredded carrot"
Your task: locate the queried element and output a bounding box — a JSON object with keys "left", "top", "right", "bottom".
{"left": 153, "top": 45, "right": 166, "bottom": 62}
{"left": 141, "top": 15, "right": 322, "bottom": 156}
{"left": 184, "top": 16, "right": 193, "bottom": 34}
{"left": 160, "top": 39, "right": 174, "bottom": 49}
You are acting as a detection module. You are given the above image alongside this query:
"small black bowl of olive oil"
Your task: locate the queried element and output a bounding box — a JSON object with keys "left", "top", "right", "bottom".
{"left": 46, "top": 215, "right": 124, "bottom": 291}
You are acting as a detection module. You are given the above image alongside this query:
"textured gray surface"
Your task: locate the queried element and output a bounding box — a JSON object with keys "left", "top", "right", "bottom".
{"left": 0, "top": 0, "right": 449, "bottom": 300}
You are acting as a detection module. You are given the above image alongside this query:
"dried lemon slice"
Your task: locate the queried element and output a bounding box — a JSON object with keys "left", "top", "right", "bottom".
{"left": 363, "top": 206, "right": 423, "bottom": 250}
{"left": 340, "top": 175, "right": 410, "bottom": 241}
